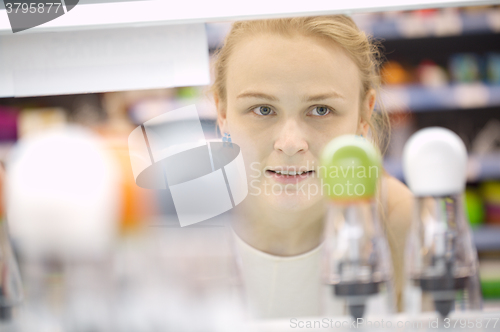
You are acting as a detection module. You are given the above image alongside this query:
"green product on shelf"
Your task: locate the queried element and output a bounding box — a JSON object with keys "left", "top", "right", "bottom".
{"left": 464, "top": 188, "right": 485, "bottom": 228}
{"left": 481, "top": 279, "right": 500, "bottom": 299}
{"left": 320, "top": 135, "right": 381, "bottom": 201}
{"left": 480, "top": 260, "right": 500, "bottom": 299}
{"left": 177, "top": 87, "right": 199, "bottom": 99}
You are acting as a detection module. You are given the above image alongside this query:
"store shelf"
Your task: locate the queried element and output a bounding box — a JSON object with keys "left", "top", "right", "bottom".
{"left": 354, "top": 9, "right": 500, "bottom": 40}
{"left": 0, "top": 0, "right": 497, "bottom": 35}
{"left": 381, "top": 84, "right": 500, "bottom": 112}
{"left": 384, "top": 153, "right": 500, "bottom": 182}
{"left": 473, "top": 225, "right": 500, "bottom": 251}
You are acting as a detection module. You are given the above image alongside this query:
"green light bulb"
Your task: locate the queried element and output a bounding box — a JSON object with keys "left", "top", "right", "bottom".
{"left": 319, "top": 135, "right": 381, "bottom": 201}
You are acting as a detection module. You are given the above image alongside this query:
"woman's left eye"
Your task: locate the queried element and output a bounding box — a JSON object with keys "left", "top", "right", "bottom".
{"left": 310, "top": 106, "right": 331, "bottom": 116}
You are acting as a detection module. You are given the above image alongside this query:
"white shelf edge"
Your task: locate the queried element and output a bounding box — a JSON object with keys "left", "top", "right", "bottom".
{"left": 0, "top": 0, "right": 498, "bottom": 35}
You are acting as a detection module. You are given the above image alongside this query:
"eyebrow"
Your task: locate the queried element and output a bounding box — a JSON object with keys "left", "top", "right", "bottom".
{"left": 304, "top": 91, "right": 344, "bottom": 102}
{"left": 236, "top": 91, "right": 344, "bottom": 102}
{"left": 236, "top": 92, "right": 279, "bottom": 101}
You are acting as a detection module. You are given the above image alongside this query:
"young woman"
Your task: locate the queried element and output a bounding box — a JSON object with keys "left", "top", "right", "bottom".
{"left": 209, "top": 15, "right": 414, "bottom": 319}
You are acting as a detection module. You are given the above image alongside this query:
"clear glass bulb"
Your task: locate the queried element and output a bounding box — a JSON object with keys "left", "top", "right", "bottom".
{"left": 405, "top": 194, "right": 482, "bottom": 317}
{"left": 322, "top": 200, "right": 394, "bottom": 319}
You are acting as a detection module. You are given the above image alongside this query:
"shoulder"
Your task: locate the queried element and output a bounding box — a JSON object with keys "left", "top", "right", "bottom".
{"left": 382, "top": 174, "right": 414, "bottom": 311}
{"left": 382, "top": 174, "right": 414, "bottom": 243}
{"left": 385, "top": 174, "right": 414, "bottom": 217}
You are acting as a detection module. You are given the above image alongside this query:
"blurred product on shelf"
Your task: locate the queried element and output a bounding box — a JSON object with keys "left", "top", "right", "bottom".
{"left": 381, "top": 60, "right": 411, "bottom": 85}
{"left": 471, "top": 119, "right": 500, "bottom": 155}
{"left": 479, "top": 259, "right": 500, "bottom": 300}
{"left": 397, "top": 9, "right": 442, "bottom": 39}
{"left": 105, "top": 140, "right": 158, "bottom": 234}
{"left": 449, "top": 53, "right": 481, "bottom": 83}
{"left": 416, "top": 60, "right": 448, "bottom": 87}
{"left": 18, "top": 107, "right": 66, "bottom": 139}
{"left": 480, "top": 181, "right": 500, "bottom": 225}
{"left": 465, "top": 187, "right": 485, "bottom": 227}
{"left": 0, "top": 106, "right": 18, "bottom": 142}
{"left": 5, "top": 126, "right": 121, "bottom": 258}
{"left": 381, "top": 53, "right": 500, "bottom": 90}
{"left": 177, "top": 86, "right": 200, "bottom": 99}
{"left": 128, "top": 87, "right": 217, "bottom": 125}
{"left": 352, "top": 6, "right": 500, "bottom": 40}
{"left": 0, "top": 165, "right": 3, "bottom": 219}
{"left": 487, "top": 52, "right": 500, "bottom": 84}
{"left": 69, "top": 94, "right": 107, "bottom": 127}
{"left": 99, "top": 91, "right": 140, "bottom": 137}
{"left": 4, "top": 126, "right": 122, "bottom": 331}
{"left": 98, "top": 91, "right": 161, "bottom": 233}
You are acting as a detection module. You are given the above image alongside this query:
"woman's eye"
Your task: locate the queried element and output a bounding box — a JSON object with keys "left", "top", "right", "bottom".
{"left": 310, "top": 106, "right": 331, "bottom": 116}
{"left": 252, "top": 106, "right": 274, "bottom": 116}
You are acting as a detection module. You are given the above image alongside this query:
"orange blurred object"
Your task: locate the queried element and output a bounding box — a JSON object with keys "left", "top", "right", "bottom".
{"left": 95, "top": 91, "right": 160, "bottom": 234}
{"left": 104, "top": 135, "right": 158, "bottom": 234}
{"left": 381, "top": 61, "right": 410, "bottom": 85}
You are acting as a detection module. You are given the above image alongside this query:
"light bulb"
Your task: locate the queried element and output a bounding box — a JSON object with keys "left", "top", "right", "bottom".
{"left": 5, "top": 125, "right": 121, "bottom": 331}
{"left": 403, "top": 127, "right": 482, "bottom": 317}
{"left": 320, "top": 135, "right": 394, "bottom": 319}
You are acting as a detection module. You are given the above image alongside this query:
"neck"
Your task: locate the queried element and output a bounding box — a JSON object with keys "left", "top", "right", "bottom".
{"left": 231, "top": 198, "right": 326, "bottom": 257}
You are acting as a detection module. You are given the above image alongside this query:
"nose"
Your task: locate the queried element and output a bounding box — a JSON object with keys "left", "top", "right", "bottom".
{"left": 274, "top": 118, "right": 308, "bottom": 156}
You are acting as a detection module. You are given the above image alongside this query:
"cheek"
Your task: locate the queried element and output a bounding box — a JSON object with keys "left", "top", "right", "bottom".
{"left": 226, "top": 117, "right": 269, "bottom": 167}
{"left": 234, "top": 135, "right": 269, "bottom": 168}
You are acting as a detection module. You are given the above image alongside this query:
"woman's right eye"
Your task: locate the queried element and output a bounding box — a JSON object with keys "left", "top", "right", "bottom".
{"left": 252, "top": 106, "right": 275, "bottom": 116}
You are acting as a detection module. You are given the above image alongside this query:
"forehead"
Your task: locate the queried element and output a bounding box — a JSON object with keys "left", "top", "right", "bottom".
{"left": 225, "top": 33, "right": 361, "bottom": 100}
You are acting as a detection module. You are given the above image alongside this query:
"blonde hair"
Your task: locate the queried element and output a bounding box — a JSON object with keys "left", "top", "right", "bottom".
{"left": 208, "top": 15, "right": 390, "bottom": 153}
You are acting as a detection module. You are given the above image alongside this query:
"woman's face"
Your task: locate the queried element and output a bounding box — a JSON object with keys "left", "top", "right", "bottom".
{"left": 217, "top": 33, "right": 373, "bottom": 213}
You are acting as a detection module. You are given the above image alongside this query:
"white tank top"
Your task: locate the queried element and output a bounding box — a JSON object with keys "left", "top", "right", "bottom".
{"left": 232, "top": 230, "right": 344, "bottom": 319}
{"left": 230, "top": 176, "right": 393, "bottom": 319}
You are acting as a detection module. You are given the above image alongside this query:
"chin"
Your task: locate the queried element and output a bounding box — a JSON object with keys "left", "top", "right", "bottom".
{"left": 252, "top": 179, "right": 324, "bottom": 212}
{"left": 269, "top": 195, "right": 322, "bottom": 213}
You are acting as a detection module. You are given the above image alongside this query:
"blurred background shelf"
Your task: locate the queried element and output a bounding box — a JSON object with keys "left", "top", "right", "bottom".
{"left": 384, "top": 153, "right": 500, "bottom": 182}
{"left": 473, "top": 225, "right": 500, "bottom": 252}
{"left": 381, "top": 84, "right": 500, "bottom": 112}
{"left": 354, "top": 8, "right": 500, "bottom": 40}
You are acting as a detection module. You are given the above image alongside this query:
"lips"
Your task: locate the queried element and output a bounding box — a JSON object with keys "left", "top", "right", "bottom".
{"left": 268, "top": 169, "right": 314, "bottom": 176}
{"left": 265, "top": 169, "right": 315, "bottom": 184}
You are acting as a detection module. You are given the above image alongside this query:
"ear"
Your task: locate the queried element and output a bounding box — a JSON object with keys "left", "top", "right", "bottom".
{"left": 215, "top": 93, "right": 228, "bottom": 135}
{"left": 358, "top": 88, "right": 376, "bottom": 136}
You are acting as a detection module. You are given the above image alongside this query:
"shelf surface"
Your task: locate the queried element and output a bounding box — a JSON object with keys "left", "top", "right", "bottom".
{"left": 381, "top": 84, "right": 500, "bottom": 112}
{"left": 384, "top": 153, "right": 500, "bottom": 182}
{"left": 473, "top": 225, "right": 500, "bottom": 252}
